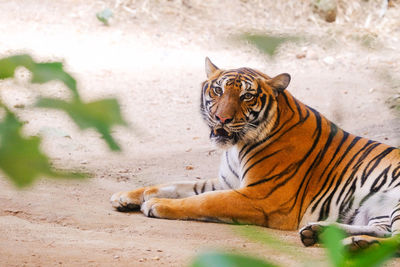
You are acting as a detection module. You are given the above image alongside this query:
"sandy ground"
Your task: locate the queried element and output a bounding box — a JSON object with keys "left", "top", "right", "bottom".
{"left": 0, "top": 0, "right": 400, "bottom": 266}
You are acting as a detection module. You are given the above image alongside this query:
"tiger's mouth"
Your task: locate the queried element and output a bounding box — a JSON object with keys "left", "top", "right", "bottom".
{"left": 210, "top": 127, "right": 236, "bottom": 146}
{"left": 213, "top": 128, "right": 231, "bottom": 138}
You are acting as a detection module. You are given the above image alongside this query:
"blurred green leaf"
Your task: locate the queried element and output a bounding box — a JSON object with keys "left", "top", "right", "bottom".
{"left": 234, "top": 226, "right": 303, "bottom": 260}
{"left": 0, "top": 53, "right": 128, "bottom": 187}
{"left": 191, "top": 251, "right": 277, "bottom": 267}
{"left": 241, "top": 34, "right": 298, "bottom": 56}
{"left": 36, "top": 98, "right": 126, "bottom": 151}
{"left": 320, "top": 225, "right": 347, "bottom": 267}
{"left": 0, "top": 54, "right": 79, "bottom": 98}
{"left": 96, "top": 8, "right": 113, "bottom": 26}
{"left": 0, "top": 108, "right": 86, "bottom": 187}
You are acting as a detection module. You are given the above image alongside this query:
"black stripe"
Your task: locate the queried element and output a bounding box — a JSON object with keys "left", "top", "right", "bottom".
{"left": 211, "top": 181, "right": 216, "bottom": 191}
{"left": 389, "top": 164, "right": 400, "bottom": 186}
{"left": 391, "top": 206, "right": 400, "bottom": 218}
{"left": 226, "top": 152, "right": 239, "bottom": 179}
{"left": 391, "top": 215, "right": 400, "bottom": 227}
{"left": 369, "top": 166, "right": 390, "bottom": 193}
{"left": 244, "top": 149, "right": 283, "bottom": 184}
{"left": 201, "top": 182, "right": 206, "bottom": 193}
{"left": 338, "top": 179, "right": 357, "bottom": 222}
{"left": 370, "top": 215, "right": 390, "bottom": 221}
{"left": 221, "top": 175, "right": 233, "bottom": 189}
{"left": 361, "top": 147, "right": 396, "bottom": 186}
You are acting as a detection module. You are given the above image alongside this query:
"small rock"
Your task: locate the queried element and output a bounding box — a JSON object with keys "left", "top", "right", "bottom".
{"left": 296, "top": 53, "right": 306, "bottom": 59}
{"left": 138, "top": 258, "right": 146, "bottom": 262}
{"left": 153, "top": 256, "right": 160, "bottom": 261}
{"left": 156, "top": 249, "right": 163, "bottom": 252}
{"left": 313, "top": 0, "right": 337, "bottom": 22}
{"left": 323, "top": 56, "right": 335, "bottom": 65}
{"left": 185, "top": 166, "right": 194, "bottom": 170}
{"left": 114, "top": 255, "right": 120, "bottom": 259}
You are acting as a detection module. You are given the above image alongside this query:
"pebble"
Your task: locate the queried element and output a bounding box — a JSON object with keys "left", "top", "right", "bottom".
{"left": 323, "top": 56, "right": 335, "bottom": 65}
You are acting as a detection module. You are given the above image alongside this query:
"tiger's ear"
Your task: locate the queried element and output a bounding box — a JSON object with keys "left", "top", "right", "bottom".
{"left": 268, "top": 73, "right": 291, "bottom": 92}
{"left": 205, "top": 57, "right": 219, "bottom": 78}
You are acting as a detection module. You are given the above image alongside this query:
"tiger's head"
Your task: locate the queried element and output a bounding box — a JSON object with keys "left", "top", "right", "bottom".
{"left": 200, "top": 58, "right": 291, "bottom": 147}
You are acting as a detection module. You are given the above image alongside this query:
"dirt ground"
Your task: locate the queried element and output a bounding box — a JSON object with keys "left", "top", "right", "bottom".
{"left": 0, "top": 0, "right": 400, "bottom": 266}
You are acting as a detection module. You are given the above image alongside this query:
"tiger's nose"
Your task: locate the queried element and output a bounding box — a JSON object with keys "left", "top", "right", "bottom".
{"left": 215, "top": 115, "right": 233, "bottom": 124}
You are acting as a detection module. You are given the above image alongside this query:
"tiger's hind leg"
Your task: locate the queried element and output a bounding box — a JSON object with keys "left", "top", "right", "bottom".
{"left": 299, "top": 219, "right": 391, "bottom": 247}
{"left": 111, "top": 179, "right": 222, "bottom": 212}
{"left": 301, "top": 202, "right": 400, "bottom": 250}
{"left": 342, "top": 199, "right": 400, "bottom": 252}
{"left": 342, "top": 203, "right": 400, "bottom": 252}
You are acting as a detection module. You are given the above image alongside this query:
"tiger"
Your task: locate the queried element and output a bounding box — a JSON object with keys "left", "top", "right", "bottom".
{"left": 111, "top": 58, "right": 400, "bottom": 250}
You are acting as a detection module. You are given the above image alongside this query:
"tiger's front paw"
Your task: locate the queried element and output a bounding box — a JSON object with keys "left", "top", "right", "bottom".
{"left": 141, "top": 198, "right": 162, "bottom": 218}
{"left": 140, "top": 198, "right": 183, "bottom": 219}
{"left": 299, "top": 222, "right": 330, "bottom": 247}
{"left": 110, "top": 189, "right": 145, "bottom": 212}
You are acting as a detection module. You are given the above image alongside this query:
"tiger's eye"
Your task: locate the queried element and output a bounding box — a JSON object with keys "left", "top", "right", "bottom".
{"left": 243, "top": 93, "right": 254, "bottom": 100}
{"left": 213, "top": 87, "right": 223, "bottom": 96}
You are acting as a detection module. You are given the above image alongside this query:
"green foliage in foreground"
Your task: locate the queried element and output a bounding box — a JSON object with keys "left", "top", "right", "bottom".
{"left": 240, "top": 34, "right": 299, "bottom": 57}
{"left": 0, "top": 54, "right": 127, "bottom": 187}
{"left": 0, "top": 107, "right": 86, "bottom": 187}
{"left": 192, "top": 251, "right": 277, "bottom": 267}
{"left": 191, "top": 225, "right": 400, "bottom": 267}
